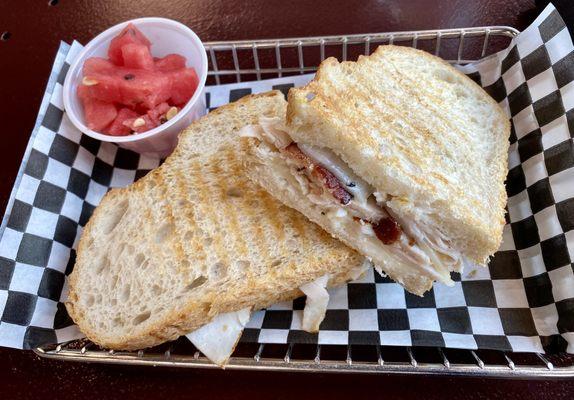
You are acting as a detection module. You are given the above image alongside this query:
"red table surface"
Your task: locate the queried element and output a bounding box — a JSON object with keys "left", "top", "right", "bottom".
{"left": 0, "top": 1, "right": 573, "bottom": 399}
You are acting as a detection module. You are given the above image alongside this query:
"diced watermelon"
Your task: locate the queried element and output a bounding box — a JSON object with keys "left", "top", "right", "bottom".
{"left": 78, "top": 23, "right": 199, "bottom": 135}
{"left": 105, "top": 107, "right": 139, "bottom": 136}
{"left": 123, "top": 114, "right": 158, "bottom": 133}
{"left": 117, "top": 69, "right": 172, "bottom": 109}
{"left": 121, "top": 43, "right": 155, "bottom": 70}
{"left": 146, "top": 102, "right": 171, "bottom": 125}
{"left": 83, "top": 57, "right": 115, "bottom": 76}
{"left": 108, "top": 23, "right": 151, "bottom": 66}
{"left": 80, "top": 67, "right": 171, "bottom": 109}
{"left": 155, "top": 54, "right": 187, "bottom": 72}
{"left": 79, "top": 94, "right": 117, "bottom": 131}
{"left": 79, "top": 73, "right": 122, "bottom": 103}
{"left": 77, "top": 84, "right": 89, "bottom": 101}
{"left": 168, "top": 67, "right": 199, "bottom": 106}
{"left": 132, "top": 102, "right": 150, "bottom": 115}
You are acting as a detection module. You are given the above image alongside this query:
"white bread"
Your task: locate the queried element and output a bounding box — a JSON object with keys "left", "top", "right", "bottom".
{"left": 286, "top": 45, "right": 510, "bottom": 265}
{"left": 66, "top": 91, "right": 364, "bottom": 350}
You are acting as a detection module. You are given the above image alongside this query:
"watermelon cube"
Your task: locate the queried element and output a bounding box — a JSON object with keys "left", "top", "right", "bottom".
{"left": 122, "top": 114, "right": 158, "bottom": 133}
{"left": 132, "top": 102, "right": 151, "bottom": 115}
{"left": 146, "top": 102, "right": 171, "bottom": 125}
{"left": 168, "top": 67, "right": 199, "bottom": 106}
{"left": 105, "top": 107, "right": 139, "bottom": 136}
{"left": 155, "top": 54, "right": 187, "bottom": 72}
{"left": 117, "top": 69, "right": 172, "bottom": 109}
{"left": 79, "top": 93, "right": 117, "bottom": 131}
{"left": 77, "top": 84, "right": 89, "bottom": 101}
{"left": 83, "top": 57, "right": 115, "bottom": 76}
{"left": 79, "top": 73, "right": 123, "bottom": 103}
{"left": 80, "top": 67, "right": 172, "bottom": 109}
{"left": 121, "top": 43, "right": 155, "bottom": 71}
{"left": 108, "top": 23, "right": 151, "bottom": 66}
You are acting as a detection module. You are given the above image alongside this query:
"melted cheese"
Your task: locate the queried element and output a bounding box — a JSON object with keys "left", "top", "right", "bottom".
{"left": 297, "top": 144, "right": 371, "bottom": 202}
{"left": 297, "top": 144, "right": 386, "bottom": 221}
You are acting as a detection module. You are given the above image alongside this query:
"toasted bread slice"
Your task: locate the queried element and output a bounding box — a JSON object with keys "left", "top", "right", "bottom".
{"left": 244, "top": 46, "right": 509, "bottom": 295}
{"left": 286, "top": 46, "right": 509, "bottom": 265}
{"left": 66, "top": 91, "right": 364, "bottom": 350}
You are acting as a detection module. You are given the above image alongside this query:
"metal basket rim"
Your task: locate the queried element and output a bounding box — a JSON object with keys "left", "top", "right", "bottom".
{"left": 33, "top": 344, "right": 574, "bottom": 378}
{"left": 203, "top": 25, "right": 519, "bottom": 48}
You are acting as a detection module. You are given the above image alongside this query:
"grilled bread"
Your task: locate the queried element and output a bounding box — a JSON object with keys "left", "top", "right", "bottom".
{"left": 66, "top": 91, "right": 364, "bottom": 350}
{"left": 244, "top": 46, "right": 510, "bottom": 295}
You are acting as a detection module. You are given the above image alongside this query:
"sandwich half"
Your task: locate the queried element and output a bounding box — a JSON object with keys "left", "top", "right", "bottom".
{"left": 66, "top": 91, "right": 366, "bottom": 361}
{"left": 242, "top": 45, "right": 510, "bottom": 296}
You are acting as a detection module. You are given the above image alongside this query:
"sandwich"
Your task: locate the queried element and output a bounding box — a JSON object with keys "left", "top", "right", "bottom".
{"left": 242, "top": 45, "right": 510, "bottom": 296}
{"left": 66, "top": 91, "right": 367, "bottom": 365}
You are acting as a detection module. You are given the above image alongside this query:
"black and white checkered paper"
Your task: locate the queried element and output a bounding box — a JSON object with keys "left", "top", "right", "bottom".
{"left": 1, "top": 4, "right": 573, "bottom": 353}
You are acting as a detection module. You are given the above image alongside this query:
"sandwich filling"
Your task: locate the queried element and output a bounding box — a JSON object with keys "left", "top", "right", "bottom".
{"left": 241, "top": 117, "right": 466, "bottom": 285}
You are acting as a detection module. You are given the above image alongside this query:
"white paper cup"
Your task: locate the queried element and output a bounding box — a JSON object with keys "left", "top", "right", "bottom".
{"left": 63, "top": 18, "right": 208, "bottom": 158}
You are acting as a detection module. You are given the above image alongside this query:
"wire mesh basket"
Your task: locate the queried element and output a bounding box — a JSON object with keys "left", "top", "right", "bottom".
{"left": 35, "top": 26, "right": 574, "bottom": 377}
{"left": 203, "top": 26, "right": 518, "bottom": 85}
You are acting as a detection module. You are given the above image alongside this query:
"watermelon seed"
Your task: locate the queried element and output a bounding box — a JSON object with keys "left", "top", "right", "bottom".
{"left": 166, "top": 107, "right": 179, "bottom": 121}
{"left": 1, "top": 31, "right": 11, "bottom": 41}
{"left": 124, "top": 74, "right": 135, "bottom": 81}
{"left": 82, "top": 77, "right": 99, "bottom": 86}
{"left": 132, "top": 118, "right": 146, "bottom": 128}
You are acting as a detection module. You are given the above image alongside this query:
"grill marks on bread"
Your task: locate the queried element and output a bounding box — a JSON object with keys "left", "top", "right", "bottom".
{"left": 287, "top": 45, "right": 510, "bottom": 265}
{"left": 66, "top": 91, "right": 364, "bottom": 350}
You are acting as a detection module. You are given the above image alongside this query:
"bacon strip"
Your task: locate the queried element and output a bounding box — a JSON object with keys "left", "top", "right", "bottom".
{"left": 285, "top": 144, "right": 353, "bottom": 205}
{"left": 283, "top": 143, "right": 402, "bottom": 245}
